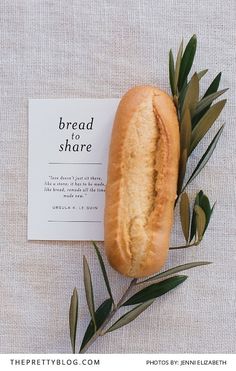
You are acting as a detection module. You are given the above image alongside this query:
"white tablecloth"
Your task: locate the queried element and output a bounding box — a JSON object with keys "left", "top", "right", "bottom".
{"left": 0, "top": 0, "right": 235, "bottom": 353}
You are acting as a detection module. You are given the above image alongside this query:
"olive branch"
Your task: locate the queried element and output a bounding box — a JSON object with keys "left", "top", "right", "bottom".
{"left": 169, "top": 34, "right": 227, "bottom": 249}
{"left": 68, "top": 35, "right": 227, "bottom": 354}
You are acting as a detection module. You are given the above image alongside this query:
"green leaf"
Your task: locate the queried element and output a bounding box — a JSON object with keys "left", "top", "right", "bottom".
{"left": 184, "top": 126, "right": 224, "bottom": 188}
{"left": 174, "top": 39, "right": 183, "bottom": 92}
{"left": 197, "top": 69, "right": 208, "bottom": 80}
{"left": 190, "top": 191, "right": 202, "bottom": 242}
{"left": 190, "top": 99, "right": 226, "bottom": 153}
{"left": 69, "top": 287, "right": 78, "bottom": 354}
{"left": 178, "top": 108, "right": 192, "bottom": 194}
{"left": 140, "top": 262, "right": 212, "bottom": 284}
{"left": 92, "top": 241, "right": 114, "bottom": 304}
{"left": 80, "top": 298, "right": 112, "bottom": 351}
{"left": 83, "top": 256, "right": 97, "bottom": 331}
{"left": 181, "top": 73, "right": 199, "bottom": 117}
{"left": 198, "top": 194, "right": 215, "bottom": 235}
{"left": 169, "top": 49, "right": 175, "bottom": 96}
{"left": 204, "top": 72, "right": 222, "bottom": 98}
{"left": 193, "top": 89, "right": 228, "bottom": 118}
{"left": 194, "top": 205, "right": 206, "bottom": 241}
{"left": 180, "top": 108, "right": 192, "bottom": 152}
{"left": 180, "top": 192, "right": 190, "bottom": 242}
{"left": 179, "top": 70, "right": 206, "bottom": 114}
{"left": 178, "top": 81, "right": 188, "bottom": 110}
{"left": 198, "top": 190, "right": 204, "bottom": 199}
{"left": 122, "top": 276, "right": 188, "bottom": 306}
{"left": 105, "top": 300, "right": 154, "bottom": 333}
{"left": 178, "top": 34, "right": 197, "bottom": 91}
{"left": 192, "top": 72, "right": 222, "bottom": 126}
{"left": 177, "top": 148, "right": 188, "bottom": 195}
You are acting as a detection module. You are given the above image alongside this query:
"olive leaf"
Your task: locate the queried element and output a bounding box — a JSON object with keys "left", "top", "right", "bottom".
{"left": 177, "top": 148, "right": 188, "bottom": 195}
{"left": 139, "top": 262, "right": 212, "bottom": 284}
{"left": 122, "top": 276, "right": 188, "bottom": 306}
{"left": 203, "top": 74, "right": 223, "bottom": 108}
{"left": 92, "top": 241, "right": 114, "bottom": 304}
{"left": 190, "top": 99, "right": 226, "bottom": 153}
{"left": 180, "top": 108, "right": 192, "bottom": 152}
{"left": 80, "top": 298, "right": 112, "bottom": 352}
{"left": 179, "top": 107, "right": 192, "bottom": 193}
{"left": 204, "top": 72, "right": 222, "bottom": 97}
{"left": 197, "top": 69, "right": 208, "bottom": 80}
{"left": 179, "top": 71, "right": 206, "bottom": 114}
{"left": 190, "top": 191, "right": 202, "bottom": 242}
{"left": 181, "top": 73, "right": 199, "bottom": 117}
{"left": 169, "top": 49, "right": 175, "bottom": 96}
{"left": 83, "top": 256, "right": 97, "bottom": 331}
{"left": 178, "top": 34, "right": 197, "bottom": 91}
{"left": 192, "top": 72, "right": 223, "bottom": 126}
{"left": 184, "top": 125, "right": 224, "bottom": 189}
{"left": 180, "top": 192, "right": 190, "bottom": 242}
{"left": 105, "top": 300, "right": 154, "bottom": 334}
{"left": 178, "top": 148, "right": 189, "bottom": 195}
{"left": 174, "top": 39, "right": 183, "bottom": 92}
{"left": 69, "top": 287, "right": 78, "bottom": 354}
{"left": 178, "top": 82, "right": 188, "bottom": 111}
{"left": 194, "top": 205, "right": 206, "bottom": 241}
{"left": 193, "top": 89, "right": 228, "bottom": 118}
{"left": 198, "top": 193, "right": 215, "bottom": 235}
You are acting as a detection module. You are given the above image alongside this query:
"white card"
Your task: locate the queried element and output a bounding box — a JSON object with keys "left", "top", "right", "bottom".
{"left": 28, "top": 98, "right": 120, "bottom": 241}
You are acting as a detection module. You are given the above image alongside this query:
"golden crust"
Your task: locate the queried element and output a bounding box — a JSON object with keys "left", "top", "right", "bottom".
{"left": 104, "top": 85, "right": 180, "bottom": 278}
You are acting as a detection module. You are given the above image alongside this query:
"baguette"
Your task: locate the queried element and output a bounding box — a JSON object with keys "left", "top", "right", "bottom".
{"left": 104, "top": 86, "right": 180, "bottom": 278}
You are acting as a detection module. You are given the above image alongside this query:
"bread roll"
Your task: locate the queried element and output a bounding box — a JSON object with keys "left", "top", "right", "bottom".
{"left": 104, "top": 86, "right": 180, "bottom": 278}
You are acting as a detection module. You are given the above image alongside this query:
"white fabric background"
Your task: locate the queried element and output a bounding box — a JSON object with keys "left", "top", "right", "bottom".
{"left": 0, "top": 0, "right": 235, "bottom": 354}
